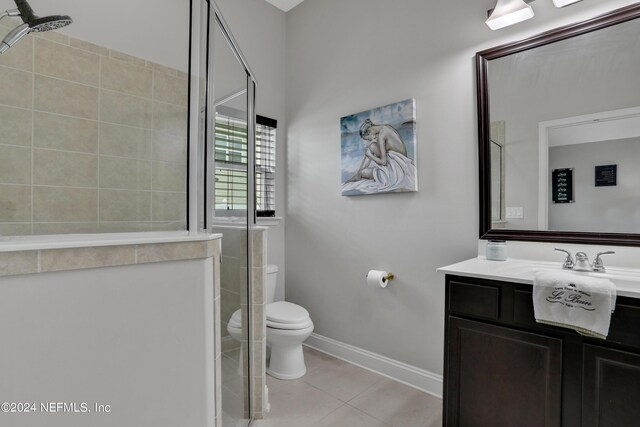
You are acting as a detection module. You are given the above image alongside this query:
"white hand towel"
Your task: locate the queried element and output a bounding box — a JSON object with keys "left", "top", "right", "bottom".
{"left": 533, "top": 271, "right": 616, "bottom": 339}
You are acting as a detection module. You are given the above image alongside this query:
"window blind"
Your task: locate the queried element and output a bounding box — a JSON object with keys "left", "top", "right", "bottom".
{"left": 214, "top": 113, "right": 276, "bottom": 217}
{"left": 256, "top": 116, "right": 277, "bottom": 217}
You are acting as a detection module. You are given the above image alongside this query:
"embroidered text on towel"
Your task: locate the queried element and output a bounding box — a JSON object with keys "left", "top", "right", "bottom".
{"left": 545, "top": 284, "right": 595, "bottom": 311}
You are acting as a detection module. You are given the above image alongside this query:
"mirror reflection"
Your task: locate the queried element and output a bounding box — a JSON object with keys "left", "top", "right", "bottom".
{"left": 487, "top": 16, "right": 640, "bottom": 234}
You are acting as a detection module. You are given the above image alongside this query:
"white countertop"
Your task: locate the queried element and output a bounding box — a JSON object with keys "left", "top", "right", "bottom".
{"left": 439, "top": 257, "right": 640, "bottom": 299}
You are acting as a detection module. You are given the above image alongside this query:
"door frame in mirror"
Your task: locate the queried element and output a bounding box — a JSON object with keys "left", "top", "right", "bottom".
{"left": 477, "top": 3, "right": 640, "bottom": 246}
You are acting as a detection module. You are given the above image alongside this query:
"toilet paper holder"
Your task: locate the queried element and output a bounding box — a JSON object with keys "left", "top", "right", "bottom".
{"left": 366, "top": 272, "right": 395, "bottom": 282}
{"left": 366, "top": 270, "right": 395, "bottom": 288}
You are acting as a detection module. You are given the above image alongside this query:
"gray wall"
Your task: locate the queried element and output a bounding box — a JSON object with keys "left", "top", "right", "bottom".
{"left": 29, "top": 0, "right": 189, "bottom": 70}
{"left": 549, "top": 137, "right": 640, "bottom": 233}
{"left": 284, "top": 0, "right": 637, "bottom": 375}
{"left": 0, "top": 260, "right": 214, "bottom": 427}
{"left": 216, "top": 0, "right": 287, "bottom": 300}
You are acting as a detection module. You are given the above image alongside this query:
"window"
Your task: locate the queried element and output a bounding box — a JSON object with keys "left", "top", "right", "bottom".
{"left": 214, "top": 111, "right": 277, "bottom": 217}
{"left": 256, "top": 116, "right": 277, "bottom": 217}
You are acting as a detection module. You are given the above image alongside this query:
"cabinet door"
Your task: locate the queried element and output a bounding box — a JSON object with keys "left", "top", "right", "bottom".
{"left": 446, "top": 317, "right": 562, "bottom": 427}
{"left": 583, "top": 345, "right": 640, "bottom": 427}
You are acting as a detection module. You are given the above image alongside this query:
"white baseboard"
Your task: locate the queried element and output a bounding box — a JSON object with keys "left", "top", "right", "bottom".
{"left": 304, "top": 333, "right": 443, "bottom": 399}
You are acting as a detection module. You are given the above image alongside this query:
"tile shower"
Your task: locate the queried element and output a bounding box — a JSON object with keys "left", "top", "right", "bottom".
{"left": 0, "top": 3, "right": 260, "bottom": 425}
{"left": 216, "top": 226, "right": 268, "bottom": 423}
{"left": 0, "top": 20, "right": 188, "bottom": 236}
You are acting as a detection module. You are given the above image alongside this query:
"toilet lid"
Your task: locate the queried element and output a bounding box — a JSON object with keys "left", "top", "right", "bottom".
{"left": 267, "top": 318, "right": 313, "bottom": 331}
{"left": 266, "top": 301, "right": 310, "bottom": 325}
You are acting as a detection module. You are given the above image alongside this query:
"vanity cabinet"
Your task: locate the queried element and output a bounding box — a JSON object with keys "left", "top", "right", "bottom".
{"left": 446, "top": 317, "right": 562, "bottom": 427}
{"left": 582, "top": 345, "right": 640, "bottom": 427}
{"left": 444, "top": 275, "right": 640, "bottom": 427}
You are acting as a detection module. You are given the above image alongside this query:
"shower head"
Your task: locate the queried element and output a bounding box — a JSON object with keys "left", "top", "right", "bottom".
{"left": 13, "top": 0, "right": 73, "bottom": 32}
{"left": 0, "top": 0, "right": 72, "bottom": 54}
{"left": 26, "top": 15, "right": 73, "bottom": 32}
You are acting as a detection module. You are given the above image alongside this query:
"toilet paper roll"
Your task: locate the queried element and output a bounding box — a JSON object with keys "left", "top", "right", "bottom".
{"left": 367, "top": 270, "right": 391, "bottom": 288}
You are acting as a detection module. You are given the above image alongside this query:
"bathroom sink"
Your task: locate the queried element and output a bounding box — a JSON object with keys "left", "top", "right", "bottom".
{"left": 439, "top": 258, "right": 640, "bottom": 299}
{"left": 493, "top": 259, "right": 640, "bottom": 296}
{"left": 491, "top": 260, "right": 559, "bottom": 277}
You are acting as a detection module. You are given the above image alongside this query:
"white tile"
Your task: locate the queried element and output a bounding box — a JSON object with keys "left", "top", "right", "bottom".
{"left": 221, "top": 353, "right": 243, "bottom": 390}
{"left": 257, "top": 348, "right": 441, "bottom": 427}
{"left": 303, "top": 346, "right": 342, "bottom": 375}
{"left": 348, "top": 379, "right": 442, "bottom": 427}
{"left": 301, "top": 353, "right": 382, "bottom": 402}
{"left": 260, "top": 377, "right": 342, "bottom": 427}
{"left": 221, "top": 383, "right": 247, "bottom": 427}
{"left": 317, "top": 404, "right": 391, "bottom": 427}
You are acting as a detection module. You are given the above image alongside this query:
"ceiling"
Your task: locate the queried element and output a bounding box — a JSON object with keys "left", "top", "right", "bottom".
{"left": 264, "top": 0, "right": 305, "bottom": 12}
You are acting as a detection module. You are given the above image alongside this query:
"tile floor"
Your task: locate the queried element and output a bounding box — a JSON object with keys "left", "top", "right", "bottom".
{"left": 221, "top": 347, "right": 248, "bottom": 427}
{"left": 250, "top": 346, "right": 443, "bottom": 427}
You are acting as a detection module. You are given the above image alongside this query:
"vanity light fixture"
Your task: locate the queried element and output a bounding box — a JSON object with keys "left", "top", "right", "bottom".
{"left": 552, "top": 0, "right": 582, "bottom": 7}
{"left": 486, "top": 0, "right": 535, "bottom": 30}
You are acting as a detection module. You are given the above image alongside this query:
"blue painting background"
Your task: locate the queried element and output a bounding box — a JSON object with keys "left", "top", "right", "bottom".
{"left": 340, "top": 99, "right": 416, "bottom": 184}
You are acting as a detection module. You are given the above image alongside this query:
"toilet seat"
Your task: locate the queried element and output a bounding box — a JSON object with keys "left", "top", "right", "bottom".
{"left": 266, "top": 301, "right": 310, "bottom": 325}
{"left": 229, "top": 306, "right": 312, "bottom": 330}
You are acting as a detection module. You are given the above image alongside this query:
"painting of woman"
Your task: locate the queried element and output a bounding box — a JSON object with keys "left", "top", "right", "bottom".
{"left": 341, "top": 99, "right": 418, "bottom": 196}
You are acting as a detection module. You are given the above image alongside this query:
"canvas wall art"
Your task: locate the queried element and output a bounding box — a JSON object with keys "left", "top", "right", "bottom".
{"left": 341, "top": 99, "right": 418, "bottom": 196}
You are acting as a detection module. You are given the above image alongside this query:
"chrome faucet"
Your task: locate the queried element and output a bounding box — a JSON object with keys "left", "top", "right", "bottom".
{"left": 555, "top": 248, "right": 615, "bottom": 272}
{"left": 555, "top": 248, "right": 574, "bottom": 270}
{"left": 574, "top": 252, "right": 591, "bottom": 271}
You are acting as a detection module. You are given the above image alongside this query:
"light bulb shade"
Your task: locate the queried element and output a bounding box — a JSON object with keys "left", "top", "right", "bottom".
{"left": 552, "top": 0, "right": 582, "bottom": 7}
{"left": 486, "top": 0, "right": 535, "bottom": 30}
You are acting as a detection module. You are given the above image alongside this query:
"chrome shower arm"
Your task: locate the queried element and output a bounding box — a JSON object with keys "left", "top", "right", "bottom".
{"left": 0, "top": 9, "right": 21, "bottom": 20}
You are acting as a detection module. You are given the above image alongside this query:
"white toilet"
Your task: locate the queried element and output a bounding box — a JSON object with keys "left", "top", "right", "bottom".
{"left": 227, "top": 264, "right": 313, "bottom": 380}
{"left": 226, "top": 309, "right": 245, "bottom": 376}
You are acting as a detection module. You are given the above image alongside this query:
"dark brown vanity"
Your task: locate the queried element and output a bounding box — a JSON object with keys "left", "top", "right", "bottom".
{"left": 445, "top": 3, "right": 640, "bottom": 425}
{"left": 443, "top": 274, "right": 640, "bottom": 427}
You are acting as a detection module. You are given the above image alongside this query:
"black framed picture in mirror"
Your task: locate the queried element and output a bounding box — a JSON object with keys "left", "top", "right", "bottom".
{"left": 477, "top": 3, "right": 640, "bottom": 246}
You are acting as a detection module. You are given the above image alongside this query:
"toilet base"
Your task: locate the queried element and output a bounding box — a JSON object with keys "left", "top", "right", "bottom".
{"left": 266, "top": 343, "right": 307, "bottom": 380}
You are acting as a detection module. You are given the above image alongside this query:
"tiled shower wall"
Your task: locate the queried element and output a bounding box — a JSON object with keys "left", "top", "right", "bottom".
{"left": 215, "top": 226, "right": 267, "bottom": 419}
{"left": 0, "top": 21, "right": 188, "bottom": 235}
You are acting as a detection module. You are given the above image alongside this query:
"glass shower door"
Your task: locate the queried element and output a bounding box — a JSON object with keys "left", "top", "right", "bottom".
{"left": 204, "top": 2, "right": 257, "bottom": 426}
{"left": 212, "top": 22, "right": 251, "bottom": 426}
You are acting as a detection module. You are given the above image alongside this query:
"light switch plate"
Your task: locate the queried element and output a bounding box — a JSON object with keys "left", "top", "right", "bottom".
{"left": 506, "top": 207, "right": 524, "bottom": 219}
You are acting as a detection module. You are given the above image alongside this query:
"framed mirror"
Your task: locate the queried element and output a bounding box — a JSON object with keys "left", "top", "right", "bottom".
{"left": 477, "top": 3, "right": 640, "bottom": 246}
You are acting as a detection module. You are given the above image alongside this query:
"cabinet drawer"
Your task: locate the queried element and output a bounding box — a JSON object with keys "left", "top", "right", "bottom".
{"left": 608, "top": 303, "right": 640, "bottom": 350}
{"left": 449, "top": 281, "right": 500, "bottom": 320}
{"left": 514, "top": 288, "right": 640, "bottom": 350}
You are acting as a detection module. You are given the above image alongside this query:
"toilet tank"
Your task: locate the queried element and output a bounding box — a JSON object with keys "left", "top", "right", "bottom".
{"left": 266, "top": 265, "right": 278, "bottom": 304}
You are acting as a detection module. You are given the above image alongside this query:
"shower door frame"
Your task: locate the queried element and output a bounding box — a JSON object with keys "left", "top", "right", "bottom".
{"left": 189, "top": 0, "right": 258, "bottom": 425}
